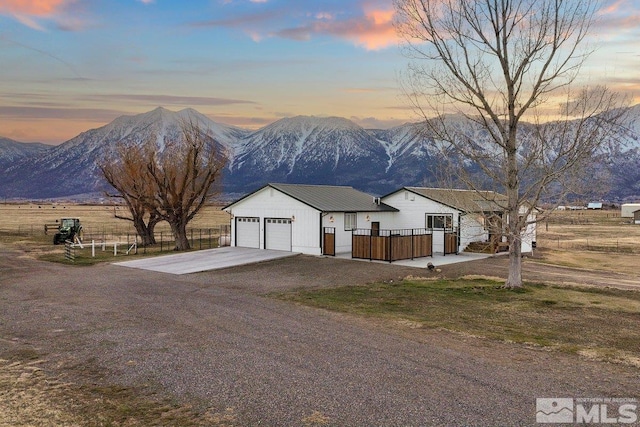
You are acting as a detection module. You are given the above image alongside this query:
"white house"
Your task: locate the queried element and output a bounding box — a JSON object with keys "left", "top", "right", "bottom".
{"left": 224, "top": 183, "right": 537, "bottom": 258}
{"left": 223, "top": 183, "right": 398, "bottom": 255}
{"left": 381, "top": 187, "right": 537, "bottom": 254}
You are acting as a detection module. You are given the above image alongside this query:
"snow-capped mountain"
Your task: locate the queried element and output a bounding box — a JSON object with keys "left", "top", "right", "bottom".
{"left": 0, "top": 107, "right": 248, "bottom": 198}
{"left": 226, "top": 116, "right": 390, "bottom": 194}
{"left": 1, "top": 105, "right": 640, "bottom": 200}
{"left": 0, "top": 137, "right": 51, "bottom": 166}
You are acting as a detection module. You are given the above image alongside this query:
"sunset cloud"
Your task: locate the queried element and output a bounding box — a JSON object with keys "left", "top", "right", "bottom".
{"left": 0, "top": 0, "right": 84, "bottom": 31}
{"left": 274, "top": 6, "right": 399, "bottom": 50}
{"left": 595, "top": 0, "right": 640, "bottom": 33}
{"left": 0, "top": 0, "right": 67, "bottom": 16}
{"left": 192, "top": 1, "right": 400, "bottom": 50}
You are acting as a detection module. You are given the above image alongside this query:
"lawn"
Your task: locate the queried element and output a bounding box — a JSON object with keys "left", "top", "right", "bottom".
{"left": 276, "top": 276, "right": 640, "bottom": 367}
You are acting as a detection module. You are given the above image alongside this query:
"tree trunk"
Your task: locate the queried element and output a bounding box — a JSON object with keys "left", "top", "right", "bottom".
{"left": 171, "top": 221, "right": 190, "bottom": 251}
{"left": 506, "top": 233, "right": 523, "bottom": 288}
{"left": 131, "top": 215, "right": 158, "bottom": 246}
{"left": 505, "top": 125, "right": 523, "bottom": 288}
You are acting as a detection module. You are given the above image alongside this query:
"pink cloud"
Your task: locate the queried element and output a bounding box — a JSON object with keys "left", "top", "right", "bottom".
{"left": 276, "top": 6, "right": 400, "bottom": 50}
{"left": 0, "top": 0, "right": 85, "bottom": 31}
{"left": 0, "top": 0, "right": 67, "bottom": 16}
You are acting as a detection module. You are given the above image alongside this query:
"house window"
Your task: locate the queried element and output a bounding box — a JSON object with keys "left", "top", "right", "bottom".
{"left": 344, "top": 212, "right": 357, "bottom": 231}
{"left": 426, "top": 214, "right": 453, "bottom": 229}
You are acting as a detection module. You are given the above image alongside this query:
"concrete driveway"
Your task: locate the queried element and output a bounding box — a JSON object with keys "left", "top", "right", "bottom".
{"left": 113, "top": 246, "right": 298, "bottom": 274}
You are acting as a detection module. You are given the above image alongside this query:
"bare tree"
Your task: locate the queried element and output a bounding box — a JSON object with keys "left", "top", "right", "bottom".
{"left": 142, "top": 120, "right": 226, "bottom": 251}
{"left": 101, "top": 142, "right": 162, "bottom": 247}
{"left": 394, "top": 0, "right": 627, "bottom": 287}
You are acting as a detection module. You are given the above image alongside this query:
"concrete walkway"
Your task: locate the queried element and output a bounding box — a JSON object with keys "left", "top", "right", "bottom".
{"left": 335, "top": 251, "right": 492, "bottom": 268}
{"left": 113, "top": 246, "right": 298, "bottom": 275}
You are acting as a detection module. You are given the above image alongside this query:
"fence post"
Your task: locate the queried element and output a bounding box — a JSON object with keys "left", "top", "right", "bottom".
{"left": 91, "top": 240, "right": 95, "bottom": 258}
{"left": 191, "top": 229, "right": 194, "bottom": 248}
{"left": 411, "top": 229, "right": 415, "bottom": 260}
{"left": 114, "top": 242, "right": 117, "bottom": 256}
{"left": 199, "top": 229, "right": 202, "bottom": 250}
{"left": 160, "top": 232, "right": 163, "bottom": 252}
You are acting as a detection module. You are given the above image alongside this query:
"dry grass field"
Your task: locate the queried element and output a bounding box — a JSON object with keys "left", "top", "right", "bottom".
{"left": 534, "top": 209, "right": 640, "bottom": 275}
{"left": 0, "top": 203, "right": 232, "bottom": 263}
{"left": 0, "top": 202, "right": 231, "bottom": 236}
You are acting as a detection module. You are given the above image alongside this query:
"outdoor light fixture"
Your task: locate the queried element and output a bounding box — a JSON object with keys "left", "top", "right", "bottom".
{"left": 329, "top": 216, "right": 334, "bottom": 223}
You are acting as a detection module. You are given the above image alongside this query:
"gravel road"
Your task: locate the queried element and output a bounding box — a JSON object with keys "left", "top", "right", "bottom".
{"left": 1, "top": 247, "right": 638, "bottom": 426}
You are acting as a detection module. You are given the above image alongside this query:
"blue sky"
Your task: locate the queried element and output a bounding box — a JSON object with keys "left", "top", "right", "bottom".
{"left": 1, "top": 0, "right": 639, "bottom": 144}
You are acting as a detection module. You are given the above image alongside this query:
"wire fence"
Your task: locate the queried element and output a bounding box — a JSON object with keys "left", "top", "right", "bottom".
{"left": 538, "top": 237, "right": 639, "bottom": 254}
{"left": 3, "top": 223, "right": 231, "bottom": 258}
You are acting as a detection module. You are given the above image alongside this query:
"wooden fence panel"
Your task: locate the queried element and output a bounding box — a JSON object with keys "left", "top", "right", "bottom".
{"left": 323, "top": 228, "right": 335, "bottom": 256}
{"left": 444, "top": 232, "right": 458, "bottom": 254}
{"left": 390, "top": 235, "right": 412, "bottom": 261}
{"left": 352, "top": 234, "right": 371, "bottom": 259}
{"left": 370, "top": 236, "right": 388, "bottom": 260}
{"left": 352, "top": 229, "right": 435, "bottom": 262}
{"left": 413, "top": 234, "right": 433, "bottom": 258}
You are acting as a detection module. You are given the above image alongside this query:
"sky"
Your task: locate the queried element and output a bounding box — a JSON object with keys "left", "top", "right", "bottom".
{"left": 1, "top": 0, "right": 639, "bottom": 145}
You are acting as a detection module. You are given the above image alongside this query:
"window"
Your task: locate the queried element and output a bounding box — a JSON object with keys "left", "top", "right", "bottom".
{"left": 426, "top": 214, "right": 453, "bottom": 229}
{"left": 344, "top": 212, "right": 357, "bottom": 231}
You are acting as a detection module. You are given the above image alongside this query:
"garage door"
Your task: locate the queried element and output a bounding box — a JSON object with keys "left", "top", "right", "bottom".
{"left": 265, "top": 218, "right": 292, "bottom": 251}
{"left": 236, "top": 217, "right": 260, "bottom": 248}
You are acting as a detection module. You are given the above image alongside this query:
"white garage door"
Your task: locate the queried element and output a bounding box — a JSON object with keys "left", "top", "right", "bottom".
{"left": 236, "top": 217, "right": 260, "bottom": 248}
{"left": 265, "top": 218, "right": 292, "bottom": 251}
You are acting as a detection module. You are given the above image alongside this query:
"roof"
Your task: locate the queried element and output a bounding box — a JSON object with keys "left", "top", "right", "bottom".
{"left": 386, "top": 187, "right": 507, "bottom": 213}
{"left": 224, "top": 183, "right": 398, "bottom": 213}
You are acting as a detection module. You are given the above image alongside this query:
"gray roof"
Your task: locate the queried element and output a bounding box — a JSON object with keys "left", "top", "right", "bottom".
{"left": 394, "top": 187, "right": 507, "bottom": 213}
{"left": 226, "top": 183, "right": 398, "bottom": 213}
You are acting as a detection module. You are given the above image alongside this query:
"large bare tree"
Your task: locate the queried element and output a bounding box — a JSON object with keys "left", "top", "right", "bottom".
{"left": 101, "top": 119, "right": 225, "bottom": 251}
{"left": 142, "top": 120, "right": 225, "bottom": 251}
{"left": 394, "top": 0, "right": 627, "bottom": 287}
{"left": 101, "top": 142, "right": 162, "bottom": 247}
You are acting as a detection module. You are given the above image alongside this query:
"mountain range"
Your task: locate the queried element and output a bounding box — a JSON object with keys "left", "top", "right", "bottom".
{"left": 1, "top": 106, "right": 639, "bottom": 201}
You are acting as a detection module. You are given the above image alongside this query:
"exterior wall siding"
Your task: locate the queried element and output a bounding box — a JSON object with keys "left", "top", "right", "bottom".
{"left": 520, "top": 207, "right": 537, "bottom": 254}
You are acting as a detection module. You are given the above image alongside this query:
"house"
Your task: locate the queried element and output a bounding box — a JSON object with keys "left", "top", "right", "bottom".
{"left": 224, "top": 183, "right": 538, "bottom": 258}
{"left": 380, "top": 187, "right": 537, "bottom": 254}
{"left": 621, "top": 203, "right": 640, "bottom": 218}
{"left": 587, "top": 202, "right": 603, "bottom": 210}
{"left": 223, "top": 183, "right": 398, "bottom": 255}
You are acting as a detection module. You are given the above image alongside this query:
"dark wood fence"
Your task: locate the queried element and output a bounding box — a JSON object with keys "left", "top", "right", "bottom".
{"left": 444, "top": 230, "right": 459, "bottom": 255}
{"left": 323, "top": 227, "right": 335, "bottom": 256}
{"left": 352, "top": 228, "right": 433, "bottom": 262}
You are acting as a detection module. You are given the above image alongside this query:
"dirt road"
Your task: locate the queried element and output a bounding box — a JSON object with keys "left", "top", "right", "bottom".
{"left": 1, "top": 247, "right": 639, "bottom": 426}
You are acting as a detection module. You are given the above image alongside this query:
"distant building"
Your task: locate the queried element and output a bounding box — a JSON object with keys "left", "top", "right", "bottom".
{"left": 634, "top": 209, "right": 640, "bottom": 225}
{"left": 587, "top": 202, "right": 603, "bottom": 210}
{"left": 621, "top": 203, "right": 640, "bottom": 218}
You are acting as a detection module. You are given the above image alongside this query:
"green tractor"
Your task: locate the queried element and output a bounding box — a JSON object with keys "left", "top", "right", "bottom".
{"left": 53, "top": 218, "right": 83, "bottom": 245}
